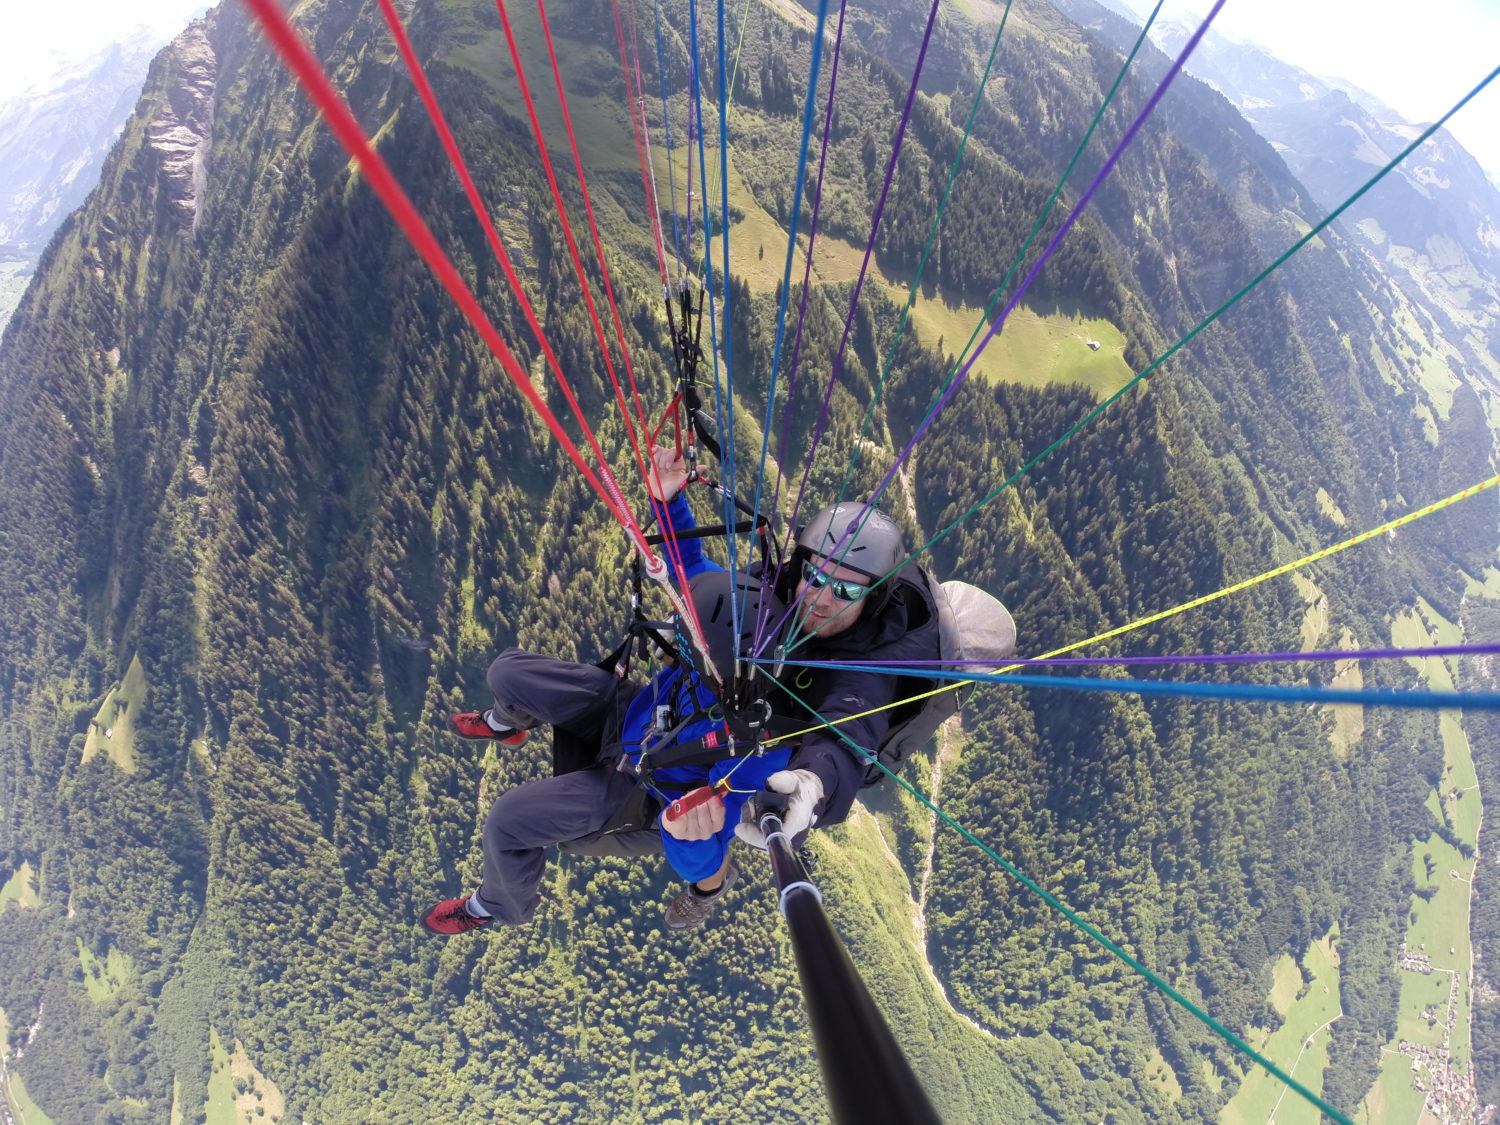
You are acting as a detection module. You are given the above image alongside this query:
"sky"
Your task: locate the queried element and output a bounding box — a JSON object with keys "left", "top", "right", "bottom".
{"left": 0, "top": 0, "right": 207, "bottom": 102}
{"left": 1, "top": 0, "right": 1496, "bottom": 176}
{"left": 1156, "top": 0, "right": 1500, "bottom": 178}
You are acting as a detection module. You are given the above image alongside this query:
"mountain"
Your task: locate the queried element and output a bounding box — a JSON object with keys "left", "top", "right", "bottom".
{"left": 0, "top": 26, "right": 194, "bottom": 334}
{"left": 0, "top": 0, "right": 1496, "bottom": 1121}
{"left": 1140, "top": 14, "right": 1500, "bottom": 386}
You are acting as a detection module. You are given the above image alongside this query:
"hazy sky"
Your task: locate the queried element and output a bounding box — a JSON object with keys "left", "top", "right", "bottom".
{"left": 2, "top": 0, "right": 1496, "bottom": 174}
{"left": 1152, "top": 0, "right": 1499, "bottom": 177}
{"left": 0, "top": 0, "right": 207, "bottom": 101}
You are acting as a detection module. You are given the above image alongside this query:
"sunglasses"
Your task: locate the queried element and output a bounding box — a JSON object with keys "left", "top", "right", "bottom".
{"left": 801, "top": 560, "right": 871, "bottom": 602}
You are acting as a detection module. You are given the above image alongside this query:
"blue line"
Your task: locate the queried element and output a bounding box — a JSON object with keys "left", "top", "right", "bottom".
{"left": 715, "top": 0, "right": 741, "bottom": 599}
{"left": 751, "top": 659, "right": 1500, "bottom": 711}
{"left": 650, "top": 0, "right": 684, "bottom": 276}
{"left": 687, "top": 0, "right": 737, "bottom": 624}
{"left": 747, "top": 0, "right": 833, "bottom": 639}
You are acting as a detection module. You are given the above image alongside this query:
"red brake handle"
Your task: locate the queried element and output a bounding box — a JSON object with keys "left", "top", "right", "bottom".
{"left": 664, "top": 786, "right": 722, "bottom": 823}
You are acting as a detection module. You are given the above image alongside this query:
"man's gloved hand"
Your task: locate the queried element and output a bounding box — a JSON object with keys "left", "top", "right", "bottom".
{"left": 734, "top": 769, "right": 823, "bottom": 849}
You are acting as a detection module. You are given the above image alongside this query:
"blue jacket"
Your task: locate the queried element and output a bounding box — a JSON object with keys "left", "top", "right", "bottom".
{"left": 622, "top": 493, "right": 790, "bottom": 883}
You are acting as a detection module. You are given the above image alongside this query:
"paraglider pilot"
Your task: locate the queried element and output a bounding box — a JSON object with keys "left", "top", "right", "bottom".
{"left": 422, "top": 447, "right": 942, "bottom": 935}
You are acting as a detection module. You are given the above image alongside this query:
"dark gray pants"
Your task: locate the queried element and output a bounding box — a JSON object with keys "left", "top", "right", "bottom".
{"left": 475, "top": 649, "right": 662, "bottom": 924}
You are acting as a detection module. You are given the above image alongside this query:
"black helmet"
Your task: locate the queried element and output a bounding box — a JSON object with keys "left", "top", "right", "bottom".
{"left": 796, "top": 501, "right": 905, "bottom": 580}
{"left": 674, "top": 570, "right": 786, "bottom": 698}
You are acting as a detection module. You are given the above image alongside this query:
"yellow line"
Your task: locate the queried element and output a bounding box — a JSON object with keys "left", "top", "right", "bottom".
{"left": 763, "top": 473, "right": 1500, "bottom": 747}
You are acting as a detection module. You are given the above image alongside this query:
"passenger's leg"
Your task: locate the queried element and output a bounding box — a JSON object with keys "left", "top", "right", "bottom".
{"left": 484, "top": 648, "right": 618, "bottom": 737}
{"left": 473, "top": 765, "right": 640, "bottom": 924}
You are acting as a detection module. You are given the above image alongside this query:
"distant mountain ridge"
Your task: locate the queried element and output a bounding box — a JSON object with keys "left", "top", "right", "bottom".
{"left": 1149, "top": 14, "right": 1500, "bottom": 380}
{"left": 0, "top": 27, "right": 181, "bottom": 331}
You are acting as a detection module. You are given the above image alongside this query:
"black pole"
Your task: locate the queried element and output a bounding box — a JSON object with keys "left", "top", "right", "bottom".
{"left": 755, "top": 805, "right": 944, "bottom": 1125}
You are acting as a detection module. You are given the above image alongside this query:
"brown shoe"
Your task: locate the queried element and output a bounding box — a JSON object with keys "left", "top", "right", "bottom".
{"left": 664, "top": 862, "right": 738, "bottom": 931}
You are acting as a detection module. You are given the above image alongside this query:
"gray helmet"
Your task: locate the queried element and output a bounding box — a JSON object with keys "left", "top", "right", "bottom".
{"left": 796, "top": 502, "right": 905, "bottom": 581}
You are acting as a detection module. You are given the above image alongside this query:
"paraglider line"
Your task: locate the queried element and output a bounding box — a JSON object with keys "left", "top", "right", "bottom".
{"left": 766, "top": 0, "right": 1226, "bottom": 659}
{"left": 649, "top": 0, "right": 686, "bottom": 278}
{"left": 758, "top": 642, "right": 1500, "bottom": 669}
{"left": 830, "top": 0, "right": 1165, "bottom": 517}
{"left": 494, "top": 0, "right": 702, "bottom": 602}
{"left": 747, "top": 0, "right": 840, "bottom": 658}
{"left": 242, "top": 0, "right": 654, "bottom": 560}
{"left": 615, "top": 0, "right": 668, "bottom": 285}
{"left": 376, "top": 0, "right": 631, "bottom": 522}
{"left": 780, "top": 58, "right": 1500, "bottom": 655}
{"left": 532, "top": 0, "right": 659, "bottom": 464}
{"left": 781, "top": 0, "right": 945, "bottom": 553}
{"left": 758, "top": 660, "right": 1500, "bottom": 711}
{"left": 773, "top": 680, "right": 1356, "bottom": 1125}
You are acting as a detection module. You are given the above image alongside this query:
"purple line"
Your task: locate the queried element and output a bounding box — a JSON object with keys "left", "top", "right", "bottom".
{"left": 783, "top": 0, "right": 944, "bottom": 542}
{"left": 756, "top": 642, "right": 1500, "bottom": 668}
{"left": 865, "top": 0, "right": 1226, "bottom": 514}
{"left": 751, "top": 0, "right": 848, "bottom": 658}
{"left": 870, "top": 0, "right": 1225, "bottom": 502}
{"left": 762, "top": 0, "right": 1226, "bottom": 658}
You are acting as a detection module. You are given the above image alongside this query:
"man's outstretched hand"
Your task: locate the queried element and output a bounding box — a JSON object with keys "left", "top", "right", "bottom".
{"left": 647, "top": 444, "right": 690, "bottom": 502}
{"left": 735, "top": 769, "right": 823, "bottom": 849}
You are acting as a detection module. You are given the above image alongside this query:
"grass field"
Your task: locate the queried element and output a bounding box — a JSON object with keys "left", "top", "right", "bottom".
{"left": 653, "top": 139, "right": 1137, "bottom": 401}
{"left": 1145, "top": 1046, "right": 1184, "bottom": 1102}
{"left": 1359, "top": 1048, "right": 1429, "bottom": 1125}
{"left": 229, "top": 1040, "right": 285, "bottom": 1124}
{"left": 81, "top": 652, "right": 146, "bottom": 772}
{"left": 1290, "top": 572, "right": 1326, "bottom": 649}
{"left": 1465, "top": 566, "right": 1500, "bottom": 599}
{"left": 1327, "top": 628, "right": 1365, "bottom": 757}
{"left": 77, "top": 940, "right": 134, "bottom": 1004}
{"left": 4, "top": 1071, "right": 58, "bottom": 1125}
{"left": 1, "top": 861, "right": 40, "bottom": 910}
{"left": 1219, "top": 930, "right": 1341, "bottom": 1125}
{"left": 1315, "top": 487, "right": 1348, "bottom": 525}
{"left": 1354, "top": 602, "right": 1483, "bottom": 1120}
{"left": 204, "top": 1029, "right": 236, "bottom": 1125}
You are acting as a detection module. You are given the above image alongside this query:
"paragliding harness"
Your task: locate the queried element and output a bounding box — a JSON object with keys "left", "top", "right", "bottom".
{"left": 554, "top": 281, "right": 798, "bottom": 823}
{"left": 852, "top": 576, "right": 1017, "bottom": 786}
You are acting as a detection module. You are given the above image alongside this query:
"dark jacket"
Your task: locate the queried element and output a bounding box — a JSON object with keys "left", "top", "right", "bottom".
{"left": 776, "top": 563, "right": 943, "bottom": 827}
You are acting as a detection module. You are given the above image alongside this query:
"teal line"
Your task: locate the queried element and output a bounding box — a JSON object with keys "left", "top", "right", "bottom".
{"left": 805, "top": 0, "right": 1164, "bottom": 652}
{"left": 775, "top": 679, "right": 1354, "bottom": 1124}
{"left": 822, "top": 0, "right": 1017, "bottom": 575}
{"left": 783, "top": 63, "right": 1500, "bottom": 657}
{"left": 922, "top": 0, "right": 1166, "bottom": 419}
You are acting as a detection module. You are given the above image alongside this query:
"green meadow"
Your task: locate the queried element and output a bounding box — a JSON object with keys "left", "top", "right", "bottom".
{"left": 1220, "top": 931, "right": 1341, "bottom": 1125}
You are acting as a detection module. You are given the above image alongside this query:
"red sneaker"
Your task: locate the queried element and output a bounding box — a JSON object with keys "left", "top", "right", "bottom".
{"left": 422, "top": 895, "right": 493, "bottom": 935}
{"left": 450, "top": 711, "right": 528, "bottom": 746}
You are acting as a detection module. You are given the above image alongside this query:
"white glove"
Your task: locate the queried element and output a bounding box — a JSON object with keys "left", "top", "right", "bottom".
{"left": 734, "top": 769, "right": 823, "bottom": 850}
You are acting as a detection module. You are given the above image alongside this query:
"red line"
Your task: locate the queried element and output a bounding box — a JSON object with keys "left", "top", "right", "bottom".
{"left": 614, "top": 0, "right": 667, "bottom": 285}
{"left": 492, "top": 0, "right": 700, "bottom": 598}
{"left": 241, "top": 0, "right": 653, "bottom": 559}
{"left": 374, "top": 0, "right": 630, "bottom": 532}
{"left": 530, "top": 0, "right": 657, "bottom": 472}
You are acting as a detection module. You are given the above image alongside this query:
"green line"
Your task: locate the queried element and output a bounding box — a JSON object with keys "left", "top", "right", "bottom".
{"left": 702, "top": 0, "right": 756, "bottom": 214}
{"left": 782, "top": 63, "right": 1500, "bottom": 658}
{"left": 831, "top": 0, "right": 1162, "bottom": 520}
{"left": 937, "top": 0, "right": 1167, "bottom": 407}
{"left": 826, "top": 0, "right": 1017, "bottom": 518}
{"left": 775, "top": 680, "right": 1354, "bottom": 1124}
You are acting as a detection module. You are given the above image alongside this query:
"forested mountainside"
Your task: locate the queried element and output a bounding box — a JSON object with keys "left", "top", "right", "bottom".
{"left": 0, "top": 0, "right": 1495, "bottom": 1121}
